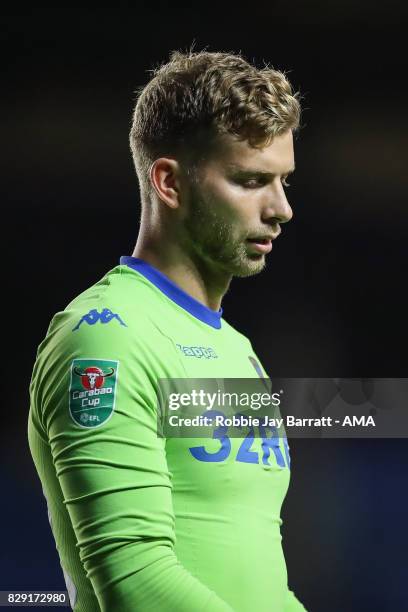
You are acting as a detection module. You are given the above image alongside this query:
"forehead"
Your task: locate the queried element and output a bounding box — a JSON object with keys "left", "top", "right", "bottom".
{"left": 207, "top": 130, "right": 295, "bottom": 174}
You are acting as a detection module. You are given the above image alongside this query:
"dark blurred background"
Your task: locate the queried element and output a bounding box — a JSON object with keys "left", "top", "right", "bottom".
{"left": 3, "top": 3, "right": 408, "bottom": 611}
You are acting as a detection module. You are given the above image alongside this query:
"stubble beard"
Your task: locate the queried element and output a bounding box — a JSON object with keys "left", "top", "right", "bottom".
{"left": 183, "top": 191, "right": 267, "bottom": 278}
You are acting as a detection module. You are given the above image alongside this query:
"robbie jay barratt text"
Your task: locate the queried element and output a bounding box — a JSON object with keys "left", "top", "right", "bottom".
{"left": 167, "top": 415, "right": 376, "bottom": 428}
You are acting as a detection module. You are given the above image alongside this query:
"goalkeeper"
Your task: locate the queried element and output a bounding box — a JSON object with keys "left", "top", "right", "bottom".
{"left": 28, "top": 49, "right": 307, "bottom": 611}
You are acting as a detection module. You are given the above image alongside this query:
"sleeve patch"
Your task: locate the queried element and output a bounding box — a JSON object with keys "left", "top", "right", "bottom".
{"left": 68, "top": 358, "right": 119, "bottom": 428}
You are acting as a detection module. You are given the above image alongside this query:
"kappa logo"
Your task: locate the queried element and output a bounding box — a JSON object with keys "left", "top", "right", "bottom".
{"left": 69, "top": 359, "right": 119, "bottom": 428}
{"left": 176, "top": 344, "right": 218, "bottom": 359}
{"left": 72, "top": 308, "right": 127, "bottom": 331}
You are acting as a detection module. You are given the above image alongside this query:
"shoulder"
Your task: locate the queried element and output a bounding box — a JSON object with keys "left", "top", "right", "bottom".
{"left": 30, "top": 267, "right": 171, "bottom": 424}
{"left": 220, "top": 316, "right": 253, "bottom": 349}
{"left": 33, "top": 265, "right": 172, "bottom": 381}
{"left": 47, "top": 265, "right": 160, "bottom": 342}
{"left": 220, "top": 316, "right": 268, "bottom": 376}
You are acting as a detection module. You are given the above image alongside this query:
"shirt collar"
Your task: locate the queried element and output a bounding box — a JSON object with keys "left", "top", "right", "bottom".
{"left": 119, "top": 256, "right": 223, "bottom": 329}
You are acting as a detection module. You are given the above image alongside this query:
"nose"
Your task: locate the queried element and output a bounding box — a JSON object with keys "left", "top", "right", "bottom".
{"left": 262, "top": 182, "right": 293, "bottom": 225}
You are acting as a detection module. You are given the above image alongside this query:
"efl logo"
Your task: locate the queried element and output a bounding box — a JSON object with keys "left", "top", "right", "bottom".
{"left": 69, "top": 359, "right": 119, "bottom": 428}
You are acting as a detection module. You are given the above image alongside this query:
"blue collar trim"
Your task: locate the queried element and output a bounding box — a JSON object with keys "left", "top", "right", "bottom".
{"left": 120, "top": 256, "right": 223, "bottom": 329}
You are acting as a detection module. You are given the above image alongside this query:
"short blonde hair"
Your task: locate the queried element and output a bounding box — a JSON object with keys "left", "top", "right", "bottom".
{"left": 130, "top": 49, "right": 301, "bottom": 199}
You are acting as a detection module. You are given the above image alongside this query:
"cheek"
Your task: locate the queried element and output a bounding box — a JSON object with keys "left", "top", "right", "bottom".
{"left": 207, "top": 185, "right": 254, "bottom": 225}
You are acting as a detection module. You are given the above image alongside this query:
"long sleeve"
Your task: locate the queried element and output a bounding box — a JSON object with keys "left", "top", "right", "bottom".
{"left": 30, "top": 313, "right": 233, "bottom": 612}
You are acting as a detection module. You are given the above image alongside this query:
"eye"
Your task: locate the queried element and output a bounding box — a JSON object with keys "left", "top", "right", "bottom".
{"left": 281, "top": 177, "right": 291, "bottom": 188}
{"left": 237, "top": 177, "right": 265, "bottom": 188}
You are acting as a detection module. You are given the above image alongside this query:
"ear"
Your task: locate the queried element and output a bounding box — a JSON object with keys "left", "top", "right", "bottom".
{"left": 149, "top": 158, "right": 181, "bottom": 209}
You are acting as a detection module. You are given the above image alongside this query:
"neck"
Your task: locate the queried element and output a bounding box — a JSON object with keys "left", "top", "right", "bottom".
{"left": 132, "top": 227, "right": 232, "bottom": 312}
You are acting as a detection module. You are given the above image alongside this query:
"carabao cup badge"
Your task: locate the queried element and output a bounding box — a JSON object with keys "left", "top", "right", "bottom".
{"left": 69, "top": 358, "right": 119, "bottom": 428}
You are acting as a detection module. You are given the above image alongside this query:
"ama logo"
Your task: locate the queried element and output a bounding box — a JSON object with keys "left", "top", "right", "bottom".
{"left": 69, "top": 359, "right": 119, "bottom": 428}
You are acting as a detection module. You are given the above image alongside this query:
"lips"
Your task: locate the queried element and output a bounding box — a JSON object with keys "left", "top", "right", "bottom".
{"left": 246, "top": 237, "right": 273, "bottom": 254}
{"left": 247, "top": 237, "right": 272, "bottom": 244}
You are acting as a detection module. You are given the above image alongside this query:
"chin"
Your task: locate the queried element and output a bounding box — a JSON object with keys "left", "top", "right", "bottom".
{"left": 231, "top": 256, "right": 266, "bottom": 278}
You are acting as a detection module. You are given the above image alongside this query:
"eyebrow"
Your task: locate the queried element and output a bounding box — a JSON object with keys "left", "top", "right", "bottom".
{"left": 226, "top": 164, "right": 296, "bottom": 176}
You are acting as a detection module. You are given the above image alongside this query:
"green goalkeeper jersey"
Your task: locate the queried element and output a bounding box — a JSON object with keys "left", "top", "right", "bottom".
{"left": 28, "top": 256, "right": 306, "bottom": 612}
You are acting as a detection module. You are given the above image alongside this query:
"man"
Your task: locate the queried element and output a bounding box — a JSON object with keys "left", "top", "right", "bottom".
{"left": 28, "top": 49, "right": 306, "bottom": 611}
